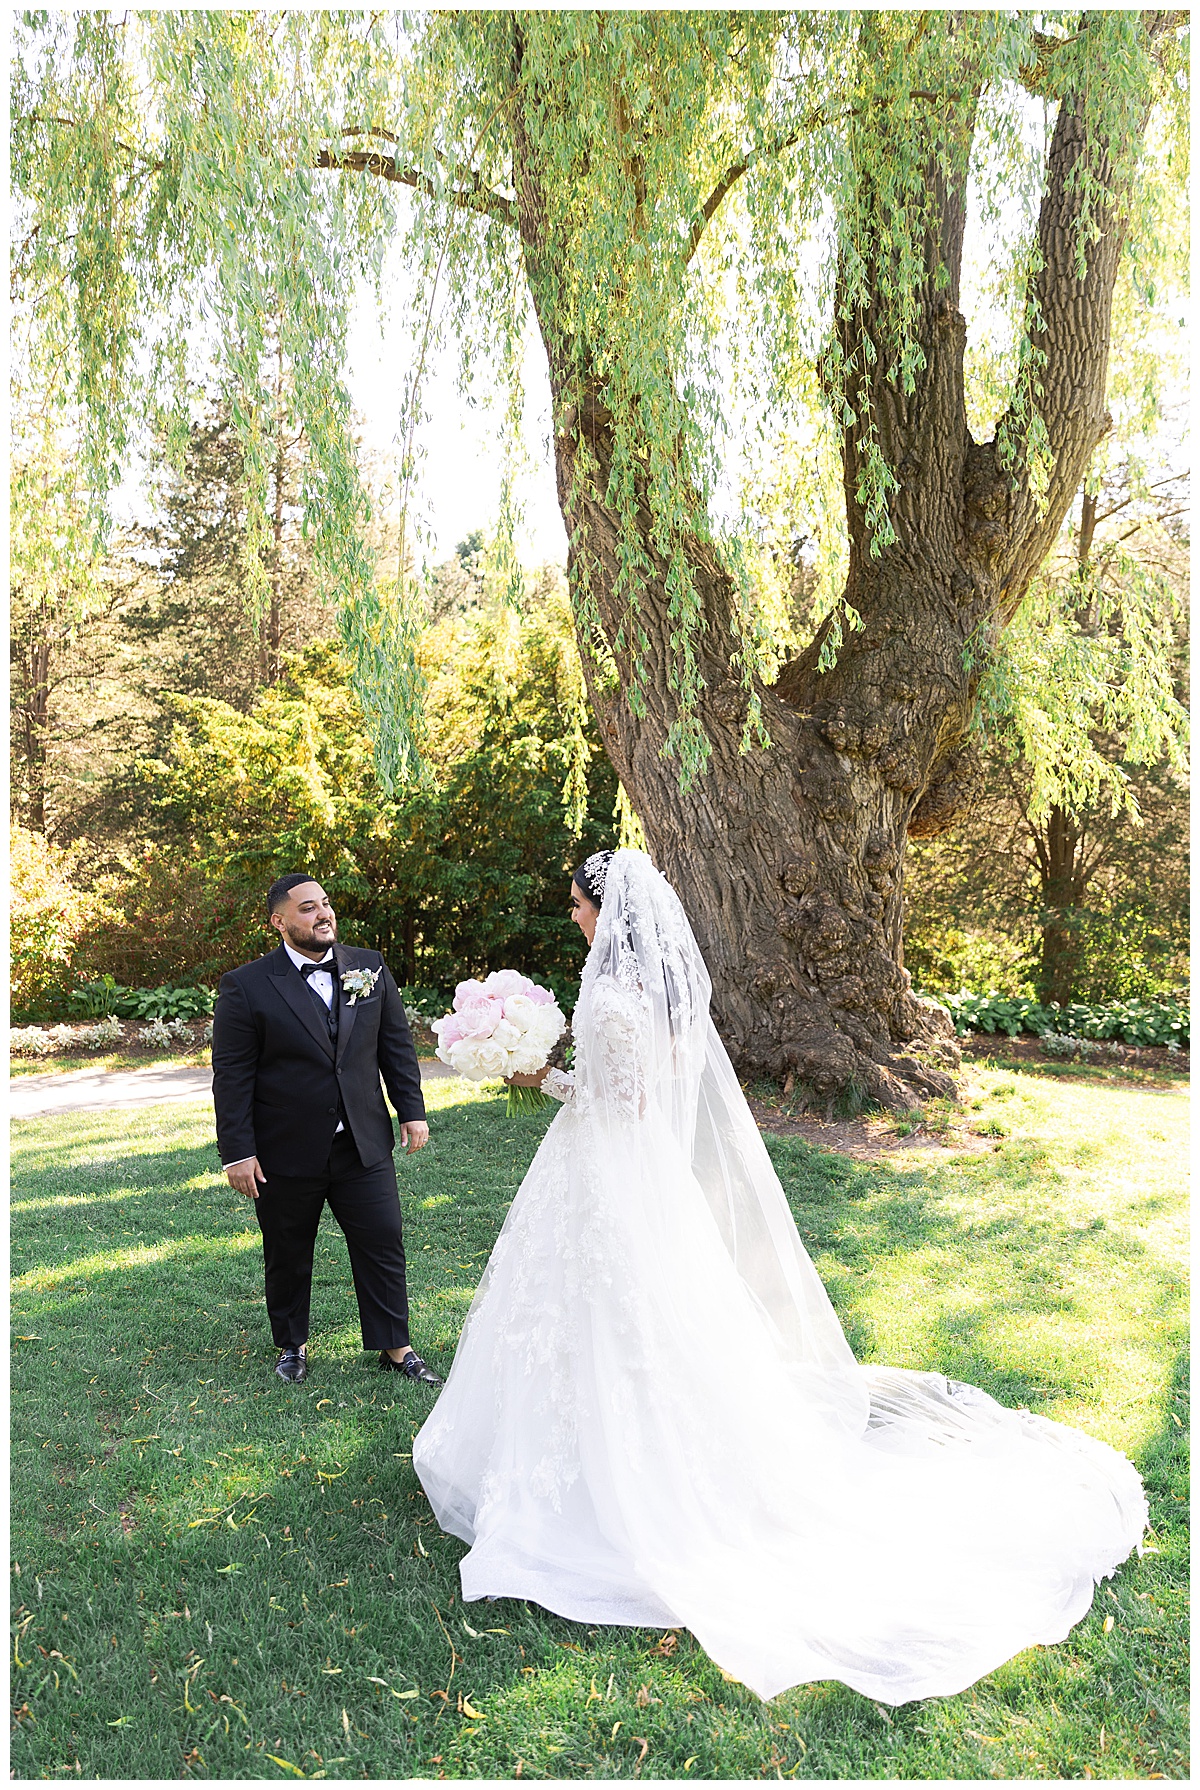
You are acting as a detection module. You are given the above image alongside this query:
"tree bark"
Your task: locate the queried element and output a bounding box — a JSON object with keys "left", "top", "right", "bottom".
{"left": 503, "top": 15, "right": 1157, "bottom": 1106}
{"left": 21, "top": 631, "right": 52, "bottom": 834}
{"left": 1035, "top": 807, "right": 1088, "bottom": 1006}
{"left": 1033, "top": 489, "right": 1099, "bottom": 1004}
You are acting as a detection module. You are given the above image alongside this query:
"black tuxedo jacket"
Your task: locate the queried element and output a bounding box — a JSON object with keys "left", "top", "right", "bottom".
{"left": 212, "top": 943, "right": 425, "bottom": 1176}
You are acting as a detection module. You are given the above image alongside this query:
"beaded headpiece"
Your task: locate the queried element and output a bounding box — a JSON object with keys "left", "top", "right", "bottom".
{"left": 578, "top": 850, "right": 614, "bottom": 907}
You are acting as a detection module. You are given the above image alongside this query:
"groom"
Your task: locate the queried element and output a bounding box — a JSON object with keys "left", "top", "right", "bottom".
{"left": 212, "top": 873, "right": 442, "bottom": 1386}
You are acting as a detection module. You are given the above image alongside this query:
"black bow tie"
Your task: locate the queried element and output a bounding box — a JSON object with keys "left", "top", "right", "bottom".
{"left": 299, "top": 958, "right": 336, "bottom": 980}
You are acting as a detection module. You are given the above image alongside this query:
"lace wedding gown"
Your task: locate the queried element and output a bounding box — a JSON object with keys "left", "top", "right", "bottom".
{"left": 413, "top": 851, "right": 1146, "bottom": 1704}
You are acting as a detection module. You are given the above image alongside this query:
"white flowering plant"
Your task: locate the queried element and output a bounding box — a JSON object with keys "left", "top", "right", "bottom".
{"left": 138, "top": 1016, "right": 190, "bottom": 1049}
{"left": 431, "top": 971, "right": 566, "bottom": 1114}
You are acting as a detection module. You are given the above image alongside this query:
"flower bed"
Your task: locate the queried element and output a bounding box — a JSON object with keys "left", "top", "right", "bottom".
{"left": 924, "top": 989, "right": 1189, "bottom": 1049}
{"left": 10, "top": 1017, "right": 213, "bottom": 1059}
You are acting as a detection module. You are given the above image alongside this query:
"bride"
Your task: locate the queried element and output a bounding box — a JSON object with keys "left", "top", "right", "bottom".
{"left": 413, "top": 848, "right": 1146, "bottom": 1704}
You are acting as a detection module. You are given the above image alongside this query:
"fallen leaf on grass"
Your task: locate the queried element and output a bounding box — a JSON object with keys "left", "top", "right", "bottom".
{"left": 1102, "top": 1615, "right": 1115, "bottom": 1634}
{"left": 632, "top": 1737, "right": 649, "bottom": 1766}
{"left": 391, "top": 1688, "right": 420, "bottom": 1700}
{"left": 460, "top": 1696, "right": 486, "bottom": 1719}
{"left": 683, "top": 1758, "right": 697, "bottom": 1772}
{"left": 266, "top": 1756, "right": 307, "bottom": 1777}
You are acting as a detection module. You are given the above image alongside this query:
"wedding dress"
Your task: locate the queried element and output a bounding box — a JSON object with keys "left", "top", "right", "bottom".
{"left": 412, "top": 850, "right": 1146, "bottom": 1703}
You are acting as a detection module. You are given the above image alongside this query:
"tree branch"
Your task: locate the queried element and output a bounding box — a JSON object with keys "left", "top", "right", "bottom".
{"left": 685, "top": 118, "right": 824, "bottom": 265}
{"left": 1094, "top": 471, "right": 1188, "bottom": 525}
{"left": 315, "top": 141, "right": 517, "bottom": 229}
{"left": 993, "top": 13, "right": 1174, "bottom": 617}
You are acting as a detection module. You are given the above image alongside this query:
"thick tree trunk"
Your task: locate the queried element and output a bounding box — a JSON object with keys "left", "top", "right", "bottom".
{"left": 1036, "top": 807, "right": 1088, "bottom": 1006}
{"left": 507, "top": 16, "right": 1149, "bottom": 1105}
{"left": 548, "top": 388, "right": 960, "bottom": 1106}
{"left": 1033, "top": 492, "right": 1100, "bottom": 1005}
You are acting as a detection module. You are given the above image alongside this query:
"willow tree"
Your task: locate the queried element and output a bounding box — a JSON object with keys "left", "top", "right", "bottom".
{"left": 12, "top": 9, "right": 1187, "bottom": 1103}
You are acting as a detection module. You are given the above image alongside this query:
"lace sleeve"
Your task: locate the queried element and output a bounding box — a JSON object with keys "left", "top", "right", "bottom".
{"left": 578, "top": 977, "right": 647, "bottom": 1118}
{"left": 542, "top": 1066, "right": 576, "bottom": 1105}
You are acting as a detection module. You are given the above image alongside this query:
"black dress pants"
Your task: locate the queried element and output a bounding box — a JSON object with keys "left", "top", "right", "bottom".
{"left": 254, "top": 1130, "right": 410, "bottom": 1351}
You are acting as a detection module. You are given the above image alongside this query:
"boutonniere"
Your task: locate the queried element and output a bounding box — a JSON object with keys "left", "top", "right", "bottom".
{"left": 341, "top": 966, "right": 381, "bottom": 1006}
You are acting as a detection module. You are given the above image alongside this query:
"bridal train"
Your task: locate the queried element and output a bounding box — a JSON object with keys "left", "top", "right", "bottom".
{"left": 413, "top": 850, "right": 1146, "bottom": 1703}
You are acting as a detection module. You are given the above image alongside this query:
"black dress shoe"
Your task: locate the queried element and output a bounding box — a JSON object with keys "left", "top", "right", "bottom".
{"left": 379, "top": 1350, "right": 443, "bottom": 1385}
{"left": 276, "top": 1345, "right": 307, "bottom": 1383}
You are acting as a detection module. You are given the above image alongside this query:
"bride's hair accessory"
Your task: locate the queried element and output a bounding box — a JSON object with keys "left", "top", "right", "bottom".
{"left": 575, "top": 850, "right": 614, "bottom": 908}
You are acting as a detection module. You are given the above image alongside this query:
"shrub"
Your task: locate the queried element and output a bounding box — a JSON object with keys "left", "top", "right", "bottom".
{"left": 924, "top": 988, "right": 1189, "bottom": 1048}
{"left": 79, "top": 1016, "right": 125, "bottom": 1049}
{"left": 70, "top": 980, "right": 215, "bottom": 1021}
{"left": 68, "top": 975, "right": 130, "bottom": 1018}
{"left": 68, "top": 848, "right": 265, "bottom": 990}
{"left": 1041, "top": 1033, "right": 1101, "bottom": 1060}
{"left": 10, "top": 827, "right": 83, "bottom": 1018}
{"left": 137, "top": 1017, "right": 190, "bottom": 1048}
{"left": 118, "top": 984, "right": 215, "bottom": 1021}
{"left": 10, "top": 1026, "right": 54, "bottom": 1057}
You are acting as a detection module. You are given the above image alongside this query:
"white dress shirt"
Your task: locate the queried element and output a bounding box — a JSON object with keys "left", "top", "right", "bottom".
{"left": 287, "top": 944, "right": 344, "bottom": 1134}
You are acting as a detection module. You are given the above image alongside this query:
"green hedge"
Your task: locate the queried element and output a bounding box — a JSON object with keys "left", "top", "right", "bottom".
{"left": 925, "top": 989, "right": 1189, "bottom": 1048}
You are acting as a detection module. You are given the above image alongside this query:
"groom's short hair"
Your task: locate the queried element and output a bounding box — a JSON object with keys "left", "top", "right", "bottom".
{"left": 267, "top": 872, "right": 320, "bottom": 918}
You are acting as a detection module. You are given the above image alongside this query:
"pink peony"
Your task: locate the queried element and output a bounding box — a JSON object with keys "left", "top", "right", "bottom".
{"left": 482, "top": 968, "right": 530, "bottom": 999}
{"left": 453, "top": 977, "right": 488, "bottom": 1010}
{"left": 456, "top": 997, "right": 505, "bottom": 1038}
{"left": 525, "top": 984, "right": 555, "bottom": 1006}
{"left": 433, "top": 1012, "right": 467, "bottom": 1048}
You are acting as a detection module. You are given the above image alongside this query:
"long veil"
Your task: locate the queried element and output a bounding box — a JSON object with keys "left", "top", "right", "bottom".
{"left": 577, "top": 849, "right": 872, "bottom": 1435}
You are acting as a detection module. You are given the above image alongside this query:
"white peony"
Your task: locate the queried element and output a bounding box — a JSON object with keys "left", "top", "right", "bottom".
{"left": 452, "top": 1037, "right": 509, "bottom": 1081}
{"left": 508, "top": 1044, "right": 549, "bottom": 1076}
{"left": 525, "top": 1008, "right": 565, "bottom": 1050}
{"left": 490, "top": 1019, "right": 521, "bottom": 1051}
{"left": 502, "top": 992, "right": 540, "bottom": 1027}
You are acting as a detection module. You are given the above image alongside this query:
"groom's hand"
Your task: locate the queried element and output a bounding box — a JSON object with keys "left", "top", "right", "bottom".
{"left": 225, "top": 1156, "right": 267, "bottom": 1199}
{"left": 399, "top": 1120, "right": 429, "bottom": 1154}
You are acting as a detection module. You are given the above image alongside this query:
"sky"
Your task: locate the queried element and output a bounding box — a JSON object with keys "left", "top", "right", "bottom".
{"left": 342, "top": 240, "right": 568, "bottom": 570}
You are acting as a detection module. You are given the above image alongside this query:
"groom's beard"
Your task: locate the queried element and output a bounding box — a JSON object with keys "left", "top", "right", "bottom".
{"left": 282, "top": 917, "right": 338, "bottom": 955}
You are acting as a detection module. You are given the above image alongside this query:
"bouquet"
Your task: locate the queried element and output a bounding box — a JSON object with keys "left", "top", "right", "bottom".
{"left": 431, "top": 971, "right": 567, "bottom": 1114}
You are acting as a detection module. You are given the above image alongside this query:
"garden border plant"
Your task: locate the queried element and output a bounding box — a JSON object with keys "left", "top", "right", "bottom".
{"left": 923, "top": 989, "right": 1189, "bottom": 1050}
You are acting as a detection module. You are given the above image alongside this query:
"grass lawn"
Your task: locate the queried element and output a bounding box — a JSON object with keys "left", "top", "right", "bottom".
{"left": 10, "top": 1066, "right": 1188, "bottom": 1780}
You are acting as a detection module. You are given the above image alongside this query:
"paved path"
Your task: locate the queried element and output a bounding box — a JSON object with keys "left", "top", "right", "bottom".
{"left": 10, "top": 1058, "right": 457, "bottom": 1121}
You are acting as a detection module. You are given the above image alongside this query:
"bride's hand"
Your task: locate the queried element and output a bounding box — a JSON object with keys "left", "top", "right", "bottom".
{"left": 504, "top": 1070, "right": 548, "bottom": 1088}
